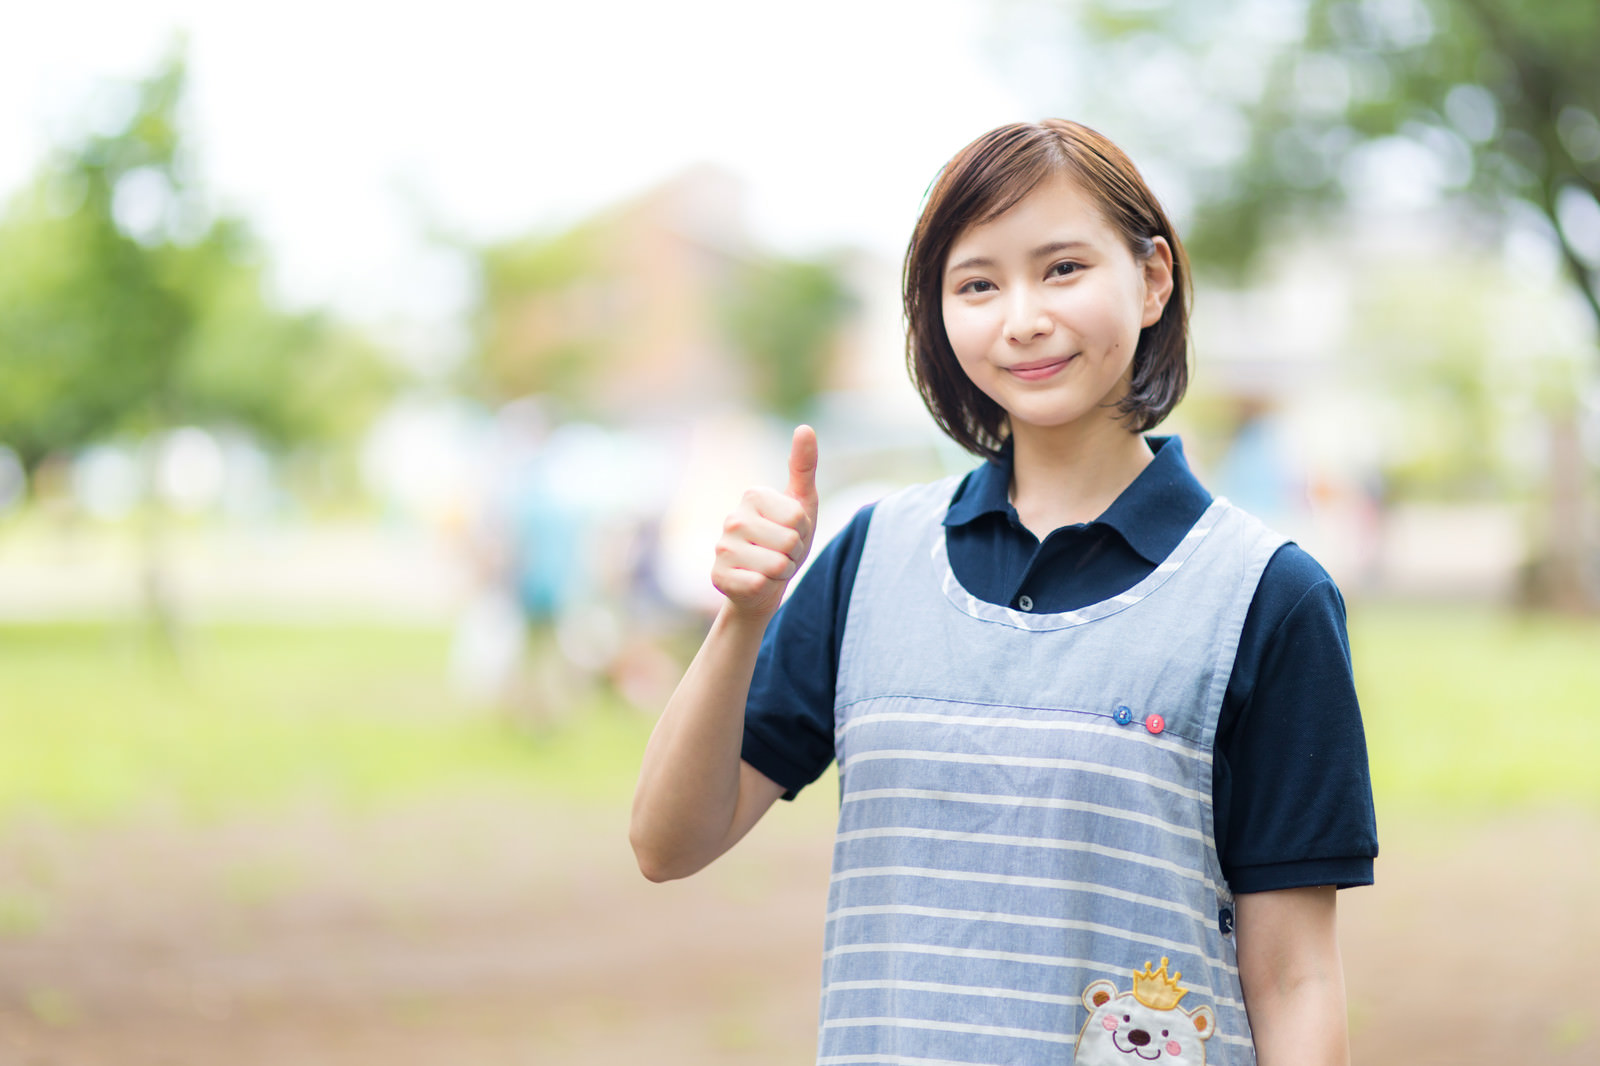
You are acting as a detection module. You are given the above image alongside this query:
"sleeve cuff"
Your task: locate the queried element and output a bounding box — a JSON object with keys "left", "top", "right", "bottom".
{"left": 1228, "top": 856, "right": 1375, "bottom": 894}
{"left": 741, "top": 729, "right": 818, "bottom": 802}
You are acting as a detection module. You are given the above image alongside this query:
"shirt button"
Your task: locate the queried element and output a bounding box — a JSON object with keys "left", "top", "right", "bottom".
{"left": 1145, "top": 714, "right": 1166, "bottom": 735}
{"left": 1113, "top": 705, "right": 1134, "bottom": 726}
{"left": 1017, "top": 595, "right": 1033, "bottom": 611}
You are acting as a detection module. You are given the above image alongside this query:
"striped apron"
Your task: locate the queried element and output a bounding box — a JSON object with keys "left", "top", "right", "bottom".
{"left": 818, "top": 476, "right": 1285, "bottom": 1066}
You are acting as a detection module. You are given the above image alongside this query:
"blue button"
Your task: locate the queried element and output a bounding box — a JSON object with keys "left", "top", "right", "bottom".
{"left": 1113, "top": 705, "right": 1133, "bottom": 725}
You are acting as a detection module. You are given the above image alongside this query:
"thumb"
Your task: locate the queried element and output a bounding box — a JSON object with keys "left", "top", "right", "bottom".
{"left": 786, "top": 424, "right": 819, "bottom": 519}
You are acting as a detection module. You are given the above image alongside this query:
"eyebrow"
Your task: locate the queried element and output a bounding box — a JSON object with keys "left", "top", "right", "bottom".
{"left": 945, "top": 240, "right": 1093, "bottom": 277}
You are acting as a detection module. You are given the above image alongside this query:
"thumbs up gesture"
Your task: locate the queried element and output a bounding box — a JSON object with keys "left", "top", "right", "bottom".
{"left": 712, "top": 426, "right": 820, "bottom": 621}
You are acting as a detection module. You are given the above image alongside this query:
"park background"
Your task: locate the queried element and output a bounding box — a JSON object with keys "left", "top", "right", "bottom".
{"left": 2, "top": 0, "right": 1598, "bottom": 1062}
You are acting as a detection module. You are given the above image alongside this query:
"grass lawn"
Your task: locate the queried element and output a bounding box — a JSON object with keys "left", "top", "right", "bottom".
{"left": 1350, "top": 602, "right": 1600, "bottom": 813}
{"left": 0, "top": 603, "right": 1596, "bottom": 827}
{"left": 0, "top": 621, "right": 656, "bottom": 825}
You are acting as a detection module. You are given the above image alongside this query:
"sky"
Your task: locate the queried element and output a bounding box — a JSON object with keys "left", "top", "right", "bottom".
{"left": 1, "top": 0, "right": 1027, "bottom": 344}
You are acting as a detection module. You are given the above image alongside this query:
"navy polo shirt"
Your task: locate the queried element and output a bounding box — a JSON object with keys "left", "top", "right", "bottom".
{"left": 741, "top": 436, "right": 1378, "bottom": 895}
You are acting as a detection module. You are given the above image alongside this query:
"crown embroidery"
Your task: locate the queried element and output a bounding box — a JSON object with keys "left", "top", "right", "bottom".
{"left": 1131, "top": 957, "right": 1188, "bottom": 1012}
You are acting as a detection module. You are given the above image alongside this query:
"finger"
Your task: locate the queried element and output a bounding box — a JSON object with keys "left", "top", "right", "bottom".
{"left": 741, "top": 490, "right": 811, "bottom": 544}
{"left": 713, "top": 542, "right": 798, "bottom": 593}
{"left": 723, "top": 508, "right": 807, "bottom": 563}
{"left": 786, "top": 425, "right": 819, "bottom": 518}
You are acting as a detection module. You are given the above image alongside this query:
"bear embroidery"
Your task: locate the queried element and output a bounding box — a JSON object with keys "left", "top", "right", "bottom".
{"left": 1073, "top": 958, "right": 1217, "bottom": 1065}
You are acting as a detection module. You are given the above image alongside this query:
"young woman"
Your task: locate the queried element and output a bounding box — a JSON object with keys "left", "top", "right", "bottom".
{"left": 631, "top": 119, "right": 1377, "bottom": 1066}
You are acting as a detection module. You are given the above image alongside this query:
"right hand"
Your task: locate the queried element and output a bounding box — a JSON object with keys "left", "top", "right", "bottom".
{"left": 711, "top": 425, "right": 820, "bottom": 620}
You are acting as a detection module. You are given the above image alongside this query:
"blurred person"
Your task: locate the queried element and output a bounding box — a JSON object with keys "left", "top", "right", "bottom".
{"left": 631, "top": 121, "right": 1376, "bottom": 1066}
{"left": 1212, "top": 399, "right": 1306, "bottom": 535}
{"left": 449, "top": 398, "right": 589, "bottom": 726}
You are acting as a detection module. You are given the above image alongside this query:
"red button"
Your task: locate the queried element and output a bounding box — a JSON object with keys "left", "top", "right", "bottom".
{"left": 1145, "top": 714, "right": 1165, "bottom": 735}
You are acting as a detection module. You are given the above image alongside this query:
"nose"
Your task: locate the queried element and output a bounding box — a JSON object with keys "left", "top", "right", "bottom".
{"left": 1127, "top": 1029, "right": 1151, "bottom": 1047}
{"left": 1004, "top": 287, "right": 1052, "bottom": 344}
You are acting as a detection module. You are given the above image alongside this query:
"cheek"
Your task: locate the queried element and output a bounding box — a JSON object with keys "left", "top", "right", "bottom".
{"left": 1166, "top": 1040, "right": 1183, "bottom": 1056}
{"left": 940, "top": 302, "right": 993, "bottom": 364}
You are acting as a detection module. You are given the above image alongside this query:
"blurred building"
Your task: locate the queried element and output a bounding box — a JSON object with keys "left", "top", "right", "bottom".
{"left": 472, "top": 165, "right": 874, "bottom": 423}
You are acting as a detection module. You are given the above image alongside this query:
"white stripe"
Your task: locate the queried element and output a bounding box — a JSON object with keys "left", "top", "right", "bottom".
{"left": 823, "top": 976, "right": 1250, "bottom": 1020}
{"left": 842, "top": 787, "right": 1212, "bottom": 847}
{"left": 826, "top": 978, "right": 1080, "bottom": 1007}
{"left": 824, "top": 1015, "right": 1077, "bottom": 1046}
{"left": 835, "top": 827, "right": 1215, "bottom": 887}
{"left": 825, "top": 904, "right": 1237, "bottom": 977}
{"left": 846, "top": 749, "right": 1208, "bottom": 802}
{"left": 838, "top": 709, "right": 1211, "bottom": 763}
{"left": 830, "top": 865, "right": 1210, "bottom": 923}
{"left": 818, "top": 1057, "right": 992, "bottom": 1066}
{"left": 826, "top": 939, "right": 1102, "bottom": 971}
{"left": 822, "top": 942, "right": 1238, "bottom": 1008}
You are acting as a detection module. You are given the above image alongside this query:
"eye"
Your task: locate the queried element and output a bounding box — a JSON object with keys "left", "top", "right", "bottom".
{"left": 956, "top": 278, "right": 996, "bottom": 295}
{"left": 1047, "top": 260, "right": 1082, "bottom": 279}
{"left": 1123, "top": 1015, "right": 1131, "bottom": 1022}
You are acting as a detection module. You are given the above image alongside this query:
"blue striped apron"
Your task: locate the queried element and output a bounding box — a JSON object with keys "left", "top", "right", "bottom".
{"left": 819, "top": 476, "right": 1285, "bottom": 1066}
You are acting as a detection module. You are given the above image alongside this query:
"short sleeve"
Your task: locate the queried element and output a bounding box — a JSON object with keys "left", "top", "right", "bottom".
{"left": 740, "top": 504, "right": 874, "bottom": 799}
{"left": 1216, "top": 545, "right": 1379, "bottom": 893}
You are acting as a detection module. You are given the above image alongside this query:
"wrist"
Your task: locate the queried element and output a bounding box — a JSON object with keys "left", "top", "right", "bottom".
{"left": 713, "top": 598, "right": 780, "bottom": 641}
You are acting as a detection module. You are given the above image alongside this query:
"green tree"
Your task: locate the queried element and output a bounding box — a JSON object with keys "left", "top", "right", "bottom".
{"left": 0, "top": 49, "right": 391, "bottom": 472}
{"left": 0, "top": 48, "right": 395, "bottom": 632}
{"left": 467, "top": 221, "right": 610, "bottom": 406}
{"left": 721, "top": 254, "right": 856, "bottom": 421}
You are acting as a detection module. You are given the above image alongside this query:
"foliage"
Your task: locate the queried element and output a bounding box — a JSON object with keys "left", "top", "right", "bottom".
{"left": 721, "top": 253, "right": 856, "bottom": 420}
{"left": 1018, "top": 0, "right": 1600, "bottom": 332}
{"left": 0, "top": 47, "right": 394, "bottom": 474}
{"left": 468, "top": 222, "right": 610, "bottom": 404}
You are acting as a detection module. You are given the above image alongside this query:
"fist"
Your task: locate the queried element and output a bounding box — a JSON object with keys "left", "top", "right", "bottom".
{"left": 711, "top": 426, "right": 820, "bottom": 620}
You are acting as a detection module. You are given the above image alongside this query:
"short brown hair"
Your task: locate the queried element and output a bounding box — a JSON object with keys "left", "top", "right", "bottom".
{"left": 903, "top": 119, "right": 1192, "bottom": 460}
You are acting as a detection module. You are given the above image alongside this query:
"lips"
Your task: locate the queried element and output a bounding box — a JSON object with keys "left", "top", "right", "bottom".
{"left": 1005, "top": 355, "right": 1075, "bottom": 381}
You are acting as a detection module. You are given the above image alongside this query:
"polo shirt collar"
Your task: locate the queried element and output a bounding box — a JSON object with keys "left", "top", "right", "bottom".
{"left": 944, "top": 435, "right": 1213, "bottom": 567}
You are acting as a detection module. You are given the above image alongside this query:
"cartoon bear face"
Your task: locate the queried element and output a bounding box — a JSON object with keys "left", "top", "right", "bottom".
{"left": 1074, "top": 973, "right": 1216, "bottom": 1065}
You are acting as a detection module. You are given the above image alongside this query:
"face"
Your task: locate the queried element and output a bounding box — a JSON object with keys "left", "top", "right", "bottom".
{"left": 940, "top": 172, "right": 1173, "bottom": 444}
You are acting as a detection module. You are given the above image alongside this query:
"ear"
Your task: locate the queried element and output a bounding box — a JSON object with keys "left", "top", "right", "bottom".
{"left": 1140, "top": 236, "right": 1175, "bottom": 328}
{"left": 1188, "top": 1003, "right": 1216, "bottom": 1040}
{"left": 1083, "top": 979, "right": 1119, "bottom": 1012}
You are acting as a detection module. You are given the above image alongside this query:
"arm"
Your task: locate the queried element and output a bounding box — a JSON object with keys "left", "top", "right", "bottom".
{"left": 1235, "top": 886, "right": 1349, "bottom": 1066}
{"left": 629, "top": 427, "right": 819, "bottom": 882}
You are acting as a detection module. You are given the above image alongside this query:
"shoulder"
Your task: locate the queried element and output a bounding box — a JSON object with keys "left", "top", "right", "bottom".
{"left": 1257, "top": 542, "right": 1344, "bottom": 611}
{"left": 1249, "top": 543, "right": 1349, "bottom": 652}
{"left": 1232, "top": 544, "right": 1351, "bottom": 707}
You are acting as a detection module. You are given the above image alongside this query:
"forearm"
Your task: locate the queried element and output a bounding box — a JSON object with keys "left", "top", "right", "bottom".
{"left": 1236, "top": 886, "right": 1350, "bottom": 1066}
{"left": 629, "top": 603, "right": 778, "bottom": 881}
{"left": 632, "top": 425, "right": 818, "bottom": 882}
{"left": 1244, "top": 955, "right": 1349, "bottom": 1065}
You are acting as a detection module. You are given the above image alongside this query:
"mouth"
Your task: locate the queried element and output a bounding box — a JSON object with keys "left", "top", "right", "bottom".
{"left": 1005, "top": 355, "right": 1076, "bottom": 381}
{"left": 1110, "top": 1033, "right": 1162, "bottom": 1060}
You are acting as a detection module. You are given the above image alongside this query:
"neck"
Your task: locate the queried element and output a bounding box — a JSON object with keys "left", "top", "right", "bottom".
{"left": 1007, "top": 419, "right": 1154, "bottom": 538}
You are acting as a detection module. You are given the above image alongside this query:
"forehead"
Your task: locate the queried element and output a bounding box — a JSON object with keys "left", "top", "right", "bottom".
{"left": 946, "top": 172, "right": 1118, "bottom": 259}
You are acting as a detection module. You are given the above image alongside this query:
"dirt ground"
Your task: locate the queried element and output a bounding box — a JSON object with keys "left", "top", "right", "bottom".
{"left": 0, "top": 793, "right": 1595, "bottom": 1065}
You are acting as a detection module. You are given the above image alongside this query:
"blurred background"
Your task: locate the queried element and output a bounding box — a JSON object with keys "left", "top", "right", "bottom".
{"left": 0, "top": 1, "right": 1596, "bottom": 1063}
